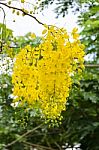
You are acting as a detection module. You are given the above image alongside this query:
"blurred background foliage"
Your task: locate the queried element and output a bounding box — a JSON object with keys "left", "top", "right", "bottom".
{"left": 0, "top": 0, "right": 99, "bottom": 149}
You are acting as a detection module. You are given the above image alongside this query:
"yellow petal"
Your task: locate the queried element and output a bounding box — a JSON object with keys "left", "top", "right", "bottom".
{"left": 72, "top": 27, "right": 78, "bottom": 33}
{"left": 31, "top": 33, "right": 36, "bottom": 38}
{"left": 42, "top": 29, "right": 47, "bottom": 35}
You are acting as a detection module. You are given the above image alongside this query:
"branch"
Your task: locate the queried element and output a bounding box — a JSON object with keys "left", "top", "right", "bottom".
{"left": 55, "top": 142, "right": 62, "bottom": 150}
{"left": 85, "top": 64, "right": 99, "bottom": 68}
{"left": 22, "top": 141, "right": 56, "bottom": 150}
{"left": 5, "top": 124, "right": 43, "bottom": 148}
{"left": 0, "top": 5, "right": 6, "bottom": 52}
{"left": 0, "top": 6, "right": 6, "bottom": 24}
{"left": 0, "top": 2, "right": 44, "bottom": 25}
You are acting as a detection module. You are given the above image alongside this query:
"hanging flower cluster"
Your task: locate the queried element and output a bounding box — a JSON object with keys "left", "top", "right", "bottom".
{"left": 12, "top": 25, "right": 85, "bottom": 123}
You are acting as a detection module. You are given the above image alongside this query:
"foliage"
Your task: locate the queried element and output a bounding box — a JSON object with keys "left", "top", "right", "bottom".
{"left": 39, "top": 0, "right": 99, "bottom": 17}
{"left": 78, "top": 3, "right": 99, "bottom": 62}
{"left": 74, "top": 3, "right": 99, "bottom": 149}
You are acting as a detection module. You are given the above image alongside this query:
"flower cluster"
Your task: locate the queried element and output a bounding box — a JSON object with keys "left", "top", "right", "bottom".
{"left": 12, "top": 25, "right": 85, "bottom": 124}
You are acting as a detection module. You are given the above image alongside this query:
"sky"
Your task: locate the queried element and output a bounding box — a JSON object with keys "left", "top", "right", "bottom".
{"left": 0, "top": 0, "right": 78, "bottom": 36}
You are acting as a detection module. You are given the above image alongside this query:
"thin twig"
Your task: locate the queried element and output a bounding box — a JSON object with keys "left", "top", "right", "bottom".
{"left": 5, "top": 124, "right": 43, "bottom": 148}
{"left": 0, "top": 2, "right": 44, "bottom": 25}
{"left": 0, "top": 6, "right": 6, "bottom": 52}
{"left": 22, "top": 141, "right": 56, "bottom": 150}
{"left": 85, "top": 64, "right": 99, "bottom": 68}
{"left": 55, "top": 142, "right": 62, "bottom": 150}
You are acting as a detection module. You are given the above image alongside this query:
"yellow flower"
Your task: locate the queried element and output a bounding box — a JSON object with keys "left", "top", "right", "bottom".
{"left": 31, "top": 33, "right": 36, "bottom": 39}
{"left": 42, "top": 29, "right": 48, "bottom": 35}
{"left": 72, "top": 27, "right": 79, "bottom": 39}
{"left": 12, "top": 25, "right": 85, "bottom": 125}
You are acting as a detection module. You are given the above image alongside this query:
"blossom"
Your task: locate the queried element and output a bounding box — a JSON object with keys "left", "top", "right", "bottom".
{"left": 12, "top": 25, "right": 85, "bottom": 125}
